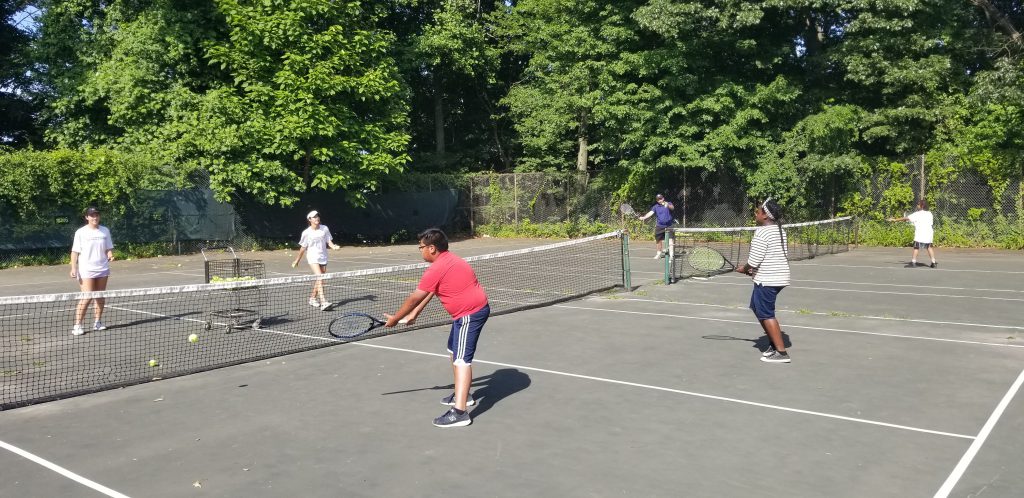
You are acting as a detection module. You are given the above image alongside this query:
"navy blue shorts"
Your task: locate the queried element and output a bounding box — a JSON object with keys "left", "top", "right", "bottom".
{"left": 654, "top": 226, "right": 670, "bottom": 241}
{"left": 448, "top": 304, "right": 489, "bottom": 365}
{"left": 749, "top": 284, "right": 784, "bottom": 320}
{"left": 913, "top": 241, "right": 932, "bottom": 250}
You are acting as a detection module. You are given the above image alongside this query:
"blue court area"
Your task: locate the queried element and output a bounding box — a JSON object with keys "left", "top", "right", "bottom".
{"left": 1, "top": 240, "right": 1022, "bottom": 497}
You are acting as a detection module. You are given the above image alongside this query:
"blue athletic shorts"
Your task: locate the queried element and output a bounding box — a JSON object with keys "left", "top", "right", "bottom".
{"left": 749, "top": 284, "right": 784, "bottom": 320}
{"left": 913, "top": 241, "right": 932, "bottom": 250}
{"left": 448, "top": 304, "right": 490, "bottom": 365}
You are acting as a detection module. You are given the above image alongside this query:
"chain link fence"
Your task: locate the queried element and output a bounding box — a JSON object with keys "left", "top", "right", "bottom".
{"left": 467, "top": 172, "right": 612, "bottom": 227}
{"left": 466, "top": 169, "right": 753, "bottom": 236}
{"left": 3, "top": 159, "right": 1019, "bottom": 268}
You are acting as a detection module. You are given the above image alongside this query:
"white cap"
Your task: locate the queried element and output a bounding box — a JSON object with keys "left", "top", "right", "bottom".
{"left": 306, "top": 210, "right": 319, "bottom": 219}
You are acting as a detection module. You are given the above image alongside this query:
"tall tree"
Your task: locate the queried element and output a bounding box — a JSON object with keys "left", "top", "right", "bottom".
{"left": 202, "top": 0, "right": 410, "bottom": 205}
{"left": 31, "top": 0, "right": 410, "bottom": 206}
{"left": 1, "top": 1, "right": 40, "bottom": 147}
{"left": 496, "top": 0, "right": 646, "bottom": 172}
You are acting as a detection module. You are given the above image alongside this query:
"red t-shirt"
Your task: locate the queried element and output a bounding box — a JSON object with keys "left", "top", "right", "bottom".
{"left": 417, "top": 251, "right": 488, "bottom": 319}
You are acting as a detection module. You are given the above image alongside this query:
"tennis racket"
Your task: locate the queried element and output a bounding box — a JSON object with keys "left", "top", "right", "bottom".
{"left": 619, "top": 203, "right": 636, "bottom": 217}
{"left": 687, "top": 246, "right": 734, "bottom": 274}
{"left": 328, "top": 313, "right": 386, "bottom": 339}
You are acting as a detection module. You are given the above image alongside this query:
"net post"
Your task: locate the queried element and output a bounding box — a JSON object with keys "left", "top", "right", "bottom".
{"left": 665, "top": 231, "right": 673, "bottom": 284}
{"left": 621, "top": 230, "right": 632, "bottom": 291}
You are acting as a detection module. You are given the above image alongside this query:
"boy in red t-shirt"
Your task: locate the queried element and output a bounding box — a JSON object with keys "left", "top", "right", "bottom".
{"left": 385, "top": 228, "right": 490, "bottom": 427}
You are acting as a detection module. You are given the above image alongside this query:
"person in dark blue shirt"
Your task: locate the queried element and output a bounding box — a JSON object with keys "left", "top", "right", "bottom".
{"left": 638, "top": 194, "right": 675, "bottom": 258}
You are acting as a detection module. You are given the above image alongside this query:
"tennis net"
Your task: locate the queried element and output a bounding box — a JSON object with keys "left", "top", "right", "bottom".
{"left": 1, "top": 231, "right": 627, "bottom": 409}
{"left": 665, "top": 217, "right": 856, "bottom": 282}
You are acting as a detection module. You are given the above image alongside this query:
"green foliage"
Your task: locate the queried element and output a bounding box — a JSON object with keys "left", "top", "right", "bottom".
{"left": 476, "top": 217, "right": 614, "bottom": 239}
{"left": 858, "top": 218, "right": 1024, "bottom": 249}
{"left": 11, "top": 0, "right": 1024, "bottom": 244}
{"left": 0, "top": 148, "right": 185, "bottom": 217}
{"left": 33, "top": 0, "right": 411, "bottom": 207}
{"left": 202, "top": 0, "right": 411, "bottom": 206}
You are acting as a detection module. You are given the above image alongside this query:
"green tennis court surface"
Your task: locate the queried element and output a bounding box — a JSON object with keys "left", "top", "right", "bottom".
{"left": 1, "top": 237, "right": 1022, "bottom": 497}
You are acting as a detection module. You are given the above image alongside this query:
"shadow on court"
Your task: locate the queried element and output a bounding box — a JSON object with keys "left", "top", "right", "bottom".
{"left": 702, "top": 331, "right": 792, "bottom": 354}
{"left": 380, "top": 368, "right": 531, "bottom": 419}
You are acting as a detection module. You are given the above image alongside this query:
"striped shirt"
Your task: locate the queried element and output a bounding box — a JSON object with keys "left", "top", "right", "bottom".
{"left": 748, "top": 225, "right": 790, "bottom": 287}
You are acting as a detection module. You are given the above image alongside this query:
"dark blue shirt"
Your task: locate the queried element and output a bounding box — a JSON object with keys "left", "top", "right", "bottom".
{"left": 651, "top": 203, "right": 674, "bottom": 227}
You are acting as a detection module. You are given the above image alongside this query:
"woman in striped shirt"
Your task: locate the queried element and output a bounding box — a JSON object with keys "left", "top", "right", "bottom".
{"left": 736, "top": 198, "right": 791, "bottom": 363}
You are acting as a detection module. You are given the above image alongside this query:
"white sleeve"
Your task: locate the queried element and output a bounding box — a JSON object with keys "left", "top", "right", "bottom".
{"left": 323, "top": 226, "right": 333, "bottom": 242}
{"left": 298, "top": 229, "right": 310, "bottom": 248}
{"left": 747, "top": 232, "right": 767, "bottom": 267}
{"left": 103, "top": 227, "right": 114, "bottom": 250}
{"left": 71, "top": 229, "right": 82, "bottom": 253}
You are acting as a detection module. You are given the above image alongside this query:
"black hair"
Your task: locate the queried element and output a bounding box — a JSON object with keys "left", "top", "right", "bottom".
{"left": 417, "top": 228, "right": 449, "bottom": 252}
{"left": 762, "top": 198, "right": 787, "bottom": 257}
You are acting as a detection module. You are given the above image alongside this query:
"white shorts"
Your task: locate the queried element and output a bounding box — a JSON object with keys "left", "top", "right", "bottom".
{"left": 79, "top": 269, "right": 110, "bottom": 280}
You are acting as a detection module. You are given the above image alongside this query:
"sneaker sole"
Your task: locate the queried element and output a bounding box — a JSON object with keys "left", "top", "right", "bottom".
{"left": 760, "top": 356, "right": 791, "bottom": 363}
{"left": 441, "top": 398, "right": 478, "bottom": 407}
{"left": 433, "top": 418, "right": 472, "bottom": 428}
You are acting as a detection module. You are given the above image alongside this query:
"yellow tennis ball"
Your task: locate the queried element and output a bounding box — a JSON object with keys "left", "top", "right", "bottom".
{"left": 148, "top": 359, "right": 158, "bottom": 367}
{"left": 188, "top": 333, "right": 199, "bottom": 343}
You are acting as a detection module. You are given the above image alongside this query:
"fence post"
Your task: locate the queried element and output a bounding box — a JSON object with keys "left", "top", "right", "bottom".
{"left": 469, "top": 178, "right": 475, "bottom": 237}
{"left": 513, "top": 172, "right": 519, "bottom": 224}
{"left": 621, "top": 231, "right": 632, "bottom": 291}
{"left": 918, "top": 154, "right": 926, "bottom": 200}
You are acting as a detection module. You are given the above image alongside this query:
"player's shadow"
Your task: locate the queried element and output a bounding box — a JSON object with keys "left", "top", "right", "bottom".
{"left": 321, "top": 294, "right": 375, "bottom": 312}
{"left": 379, "top": 368, "right": 531, "bottom": 419}
{"left": 702, "top": 332, "right": 791, "bottom": 353}
{"left": 469, "top": 368, "right": 531, "bottom": 418}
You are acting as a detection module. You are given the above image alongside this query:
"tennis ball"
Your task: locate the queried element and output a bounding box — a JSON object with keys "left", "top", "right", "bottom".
{"left": 148, "top": 359, "right": 158, "bottom": 367}
{"left": 188, "top": 333, "right": 199, "bottom": 343}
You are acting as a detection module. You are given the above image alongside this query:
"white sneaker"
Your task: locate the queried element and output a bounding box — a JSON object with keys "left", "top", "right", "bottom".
{"left": 71, "top": 324, "right": 85, "bottom": 336}
{"left": 653, "top": 251, "right": 663, "bottom": 259}
{"left": 308, "top": 298, "right": 320, "bottom": 307}
{"left": 319, "top": 301, "right": 331, "bottom": 311}
{"left": 93, "top": 321, "right": 107, "bottom": 331}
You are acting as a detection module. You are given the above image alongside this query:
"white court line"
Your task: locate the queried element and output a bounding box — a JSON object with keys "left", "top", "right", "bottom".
{"left": 238, "top": 325, "right": 973, "bottom": 438}
{"left": 792, "top": 262, "right": 1024, "bottom": 274}
{"left": 609, "top": 297, "right": 1024, "bottom": 331}
{"left": 791, "top": 278, "right": 1024, "bottom": 294}
{"left": 554, "top": 304, "right": 1024, "bottom": 349}
{"left": 152, "top": 271, "right": 204, "bottom": 278}
{"left": 0, "top": 269, "right": 204, "bottom": 289}
{"left": 0, "top": 440, "right": 130, "bottom": 498}
{"left": 934, "top": 367, "right": 1024, "bottom": 497}
{"left": 350, "top": 342, "right": 973, "bottom": 439}
{"left": 692, "top": 280, "right": 1024, "bottom": 302}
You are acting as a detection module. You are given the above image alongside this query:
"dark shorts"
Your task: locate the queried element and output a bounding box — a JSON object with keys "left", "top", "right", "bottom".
{"left": 448, "top": 304, "right": 489, "bottom": 365}
{"left": 913, "top": 241, "right": 932, "bottom": 250}
{"left": 654, "top": 226, "right": 670, "bottom": 241}
{"left": 749, "top": 284, "right": 784, "bottom": 320}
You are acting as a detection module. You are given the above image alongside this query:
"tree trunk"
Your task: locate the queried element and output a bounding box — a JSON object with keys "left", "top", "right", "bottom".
{"left": 303, "top": 146, "right": 312, "bottom": 188}
{"left": 475, "top": 82, "right": 511, "bottom": 169}
{"left": 970, "top": 0, "right": 1023, "bottom": 49}
{"left": 576, "top": 110, "right": 588, "bottom": 172}
{"left": 803, "top": 13, "right": 824, "bottom": 57}
{"left": 434, "top": 72, "right": 445, "bottom": 155}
